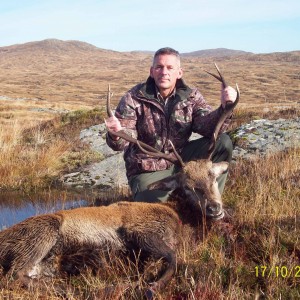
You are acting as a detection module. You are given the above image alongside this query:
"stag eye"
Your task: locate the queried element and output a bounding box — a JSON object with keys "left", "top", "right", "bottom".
{"left": 208, "top": 171, "right": 216, "bottom": 180}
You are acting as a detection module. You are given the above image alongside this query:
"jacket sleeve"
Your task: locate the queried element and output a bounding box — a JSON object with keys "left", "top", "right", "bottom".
{"left": 106, "top": 91, "right": 138, "bottom": 151}
{"left": 191, "top": 89, "right": 232, "bottom": 138}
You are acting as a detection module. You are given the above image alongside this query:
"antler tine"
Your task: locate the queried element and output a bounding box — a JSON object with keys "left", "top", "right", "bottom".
{"left": 205, "top": 63, "right": 227, "bottom": 88}
{"left": 206, "top": 64, "right": 240, "bottom": 159}
{"left": 214, "top": 63, "right": 227, "bottom": 88}
{"left": 107, "top": 84, "right": 114, "bottom": 118}
{"left": 106, "top": 85, "right": 184, "bottom": 166}
{"left": 108, "top": 128, "right": 162, "bottom": 154}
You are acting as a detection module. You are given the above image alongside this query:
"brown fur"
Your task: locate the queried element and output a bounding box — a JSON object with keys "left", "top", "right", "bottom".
{"left": 0, "top": 159, "right": 228, "bottom": 291}
{"left": 0, "top": 201, "right": 180, "bottom": 290}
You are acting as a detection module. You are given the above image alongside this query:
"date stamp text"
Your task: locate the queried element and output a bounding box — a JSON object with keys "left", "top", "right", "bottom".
{"left": 255, "top": 265, "right": 300, "bottom": 278}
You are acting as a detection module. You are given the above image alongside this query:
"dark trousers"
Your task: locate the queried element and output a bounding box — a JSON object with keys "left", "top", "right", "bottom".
{"left": 129, "top": 133, "right": 233, "bottom": 203}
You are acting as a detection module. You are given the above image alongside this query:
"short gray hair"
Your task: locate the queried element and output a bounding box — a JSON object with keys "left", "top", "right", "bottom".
{"left": 153, "top": 47, "right": 180, "bottom": 65}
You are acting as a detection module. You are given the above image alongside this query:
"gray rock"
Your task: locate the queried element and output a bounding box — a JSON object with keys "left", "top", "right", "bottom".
{"left": 79, "top": 124, "right": 117, "bottom": 158}
{"left": 231, "top": 117, "right": 300, "bottom": 160}
{"left": 61, "top": 124, "right": 127, "bottom": 190}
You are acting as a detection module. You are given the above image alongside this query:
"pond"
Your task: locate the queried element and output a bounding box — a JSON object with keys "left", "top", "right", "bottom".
{"left": 0, "top": 189, "right": 97, "bottom": 230}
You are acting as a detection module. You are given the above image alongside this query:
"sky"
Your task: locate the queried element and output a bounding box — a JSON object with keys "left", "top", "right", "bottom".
{"left": 0, "top": 0, "right": 299, "bottom": 54}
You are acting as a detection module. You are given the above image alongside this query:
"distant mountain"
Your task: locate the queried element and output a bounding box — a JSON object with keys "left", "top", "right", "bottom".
{"left": 0, "top": 39, "right": 117, "bottom": 55}
{"left": 128, "top": 48, "right": 251, "bottom": 58}
{"left": 0, "top": 39, "right": 153, "bottom": 106}
{"left": 181, "top": 48, "right": 300, "bottom": 62}
{"left": 129, "top": 50, "right": 155, "bottom": 55}
{"left": 243, "top": 50, "right": 300, "bottom": 62}
{"left": 181, "top": 48, "right": 252, "bottom": 58}
{"left": 1, "top": 40, "right": 299, "bottom": 61}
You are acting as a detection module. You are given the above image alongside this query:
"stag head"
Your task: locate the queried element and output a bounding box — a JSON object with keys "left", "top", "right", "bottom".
{"left": 106, "top": 64, "right": 239, "bottom": 220}
{"left": 147, "top": 159, "right": 229, "bottom": 219}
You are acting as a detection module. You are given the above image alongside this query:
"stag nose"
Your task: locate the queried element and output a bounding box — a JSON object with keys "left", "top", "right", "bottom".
{"left": 206, "top": 203, "right": 223, "bottom": 218}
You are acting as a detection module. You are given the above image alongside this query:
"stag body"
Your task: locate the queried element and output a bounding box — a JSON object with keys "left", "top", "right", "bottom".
{"left": 0, "top": 157, "right": 227, "bottom": 289}
{"left": 0, "top": 201, "right": 180, "bottom": 289}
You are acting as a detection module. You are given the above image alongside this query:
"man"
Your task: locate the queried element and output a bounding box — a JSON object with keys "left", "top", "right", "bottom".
{"left": 105, "top": 47, "right": 237, "bottom": 202}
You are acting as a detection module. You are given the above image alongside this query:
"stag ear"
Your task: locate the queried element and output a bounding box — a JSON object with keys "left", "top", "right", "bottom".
{"left": 211, "top": 162, "right": 229, "bottom": 177}
{"left": 148, "top": 174, "right": 181, "bottom": 191}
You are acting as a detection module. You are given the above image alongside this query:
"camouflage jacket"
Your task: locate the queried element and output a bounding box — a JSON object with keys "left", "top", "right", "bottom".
{"left": 106, "top": 77, "right": 231, "bottom": 179}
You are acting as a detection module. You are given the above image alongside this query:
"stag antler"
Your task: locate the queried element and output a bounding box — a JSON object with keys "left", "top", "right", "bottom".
{"left": 106, "top": 84, "right": 114, "bottom": 117}
{"left": 205, "top": 63, "right": 240, "bottom": 159}
{"left": 106, "top": 85, "right": 185, "bottom": 167}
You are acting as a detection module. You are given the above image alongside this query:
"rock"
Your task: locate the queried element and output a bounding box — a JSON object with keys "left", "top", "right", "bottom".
{"left": 60, "top": 117, "right": 300, "bottom": 190}
{"left": 61, "top": 124, "right": 127, "bottom": 190}
{"left": 231, "top": 117, "right": 300, "bottom": 160}
{"left": 79, "top": 124, "right": 117, "bottom": 158}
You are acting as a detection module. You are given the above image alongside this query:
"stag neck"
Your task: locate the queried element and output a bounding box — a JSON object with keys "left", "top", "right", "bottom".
{"left": 163, "top": 191, "right": 206, "bottom": 227}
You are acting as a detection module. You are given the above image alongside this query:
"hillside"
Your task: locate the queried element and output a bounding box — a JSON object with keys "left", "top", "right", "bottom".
{"left": 0, "top": 39, "right": 299, "bottom": 128}
{"left": 0, "top": 39, "right": 150, "bottom": 118}
{"left": 181, "top": 48, "right": 252, "bottom": 57}
{"left": 0, "top": 39, "right": 100, "bottom": 53}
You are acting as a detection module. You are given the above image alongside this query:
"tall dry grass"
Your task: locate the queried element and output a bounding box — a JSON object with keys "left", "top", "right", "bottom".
{"left": 225, "top": 147, "right": 300, "bottom": 222}
{"left": 0, "top": 108, "right": 105, "bottom": 192}
{"left": 0, "top": 120, "right": 70, "bottom": 191}
{"left": 0, "top": 107, "right": 299, "bottom": 299}
{"left": 1, "top": 151, "right": 299, "bottom": 299}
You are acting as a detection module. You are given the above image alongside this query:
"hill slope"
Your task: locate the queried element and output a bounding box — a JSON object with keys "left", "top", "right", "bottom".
{"left": 0, "top": 39, "right": 299, "bottom": 127}
{"left": 182, "top": 48, "right": 252, "bottom": 57}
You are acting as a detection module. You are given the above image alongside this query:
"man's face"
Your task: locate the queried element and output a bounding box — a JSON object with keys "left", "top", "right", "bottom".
{"left": 150, "top": 54, "right": 183, "bottom": 97}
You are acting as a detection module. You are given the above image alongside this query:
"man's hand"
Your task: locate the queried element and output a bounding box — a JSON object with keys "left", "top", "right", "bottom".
{"left": 221, "top": 86, "right": 238, "bottom": 109}
{"left": 105, "top": 116, "right": 122, "bottom": 141}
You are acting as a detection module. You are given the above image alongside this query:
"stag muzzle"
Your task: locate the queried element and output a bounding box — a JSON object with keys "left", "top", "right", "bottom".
{"left": 205, "top": 202, "right": 224, "bottom": 220}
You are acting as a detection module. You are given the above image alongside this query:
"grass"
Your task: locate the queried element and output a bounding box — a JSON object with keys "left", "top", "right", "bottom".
{"left": 0, "top": 108, "right": 106, "bottom": 192}
{"left": 0, "top": 107, "right": 299, "bottom": 299}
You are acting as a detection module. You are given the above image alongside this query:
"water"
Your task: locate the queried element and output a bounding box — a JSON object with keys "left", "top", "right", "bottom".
{"left": 0, "top": 190, "right": 95, "bottom": 230}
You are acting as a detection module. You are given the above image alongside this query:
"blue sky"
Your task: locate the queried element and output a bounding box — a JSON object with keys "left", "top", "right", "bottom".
{"left": 0, "top": 0, "right": 299, "bottom": 53}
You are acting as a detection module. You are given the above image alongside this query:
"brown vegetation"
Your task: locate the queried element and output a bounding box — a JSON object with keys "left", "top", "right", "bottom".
{"left": 0, "top": 39, "right": 299, "bottom": 299}
{"left": 0, "top": 39, "right": 299, "bottom": 123}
